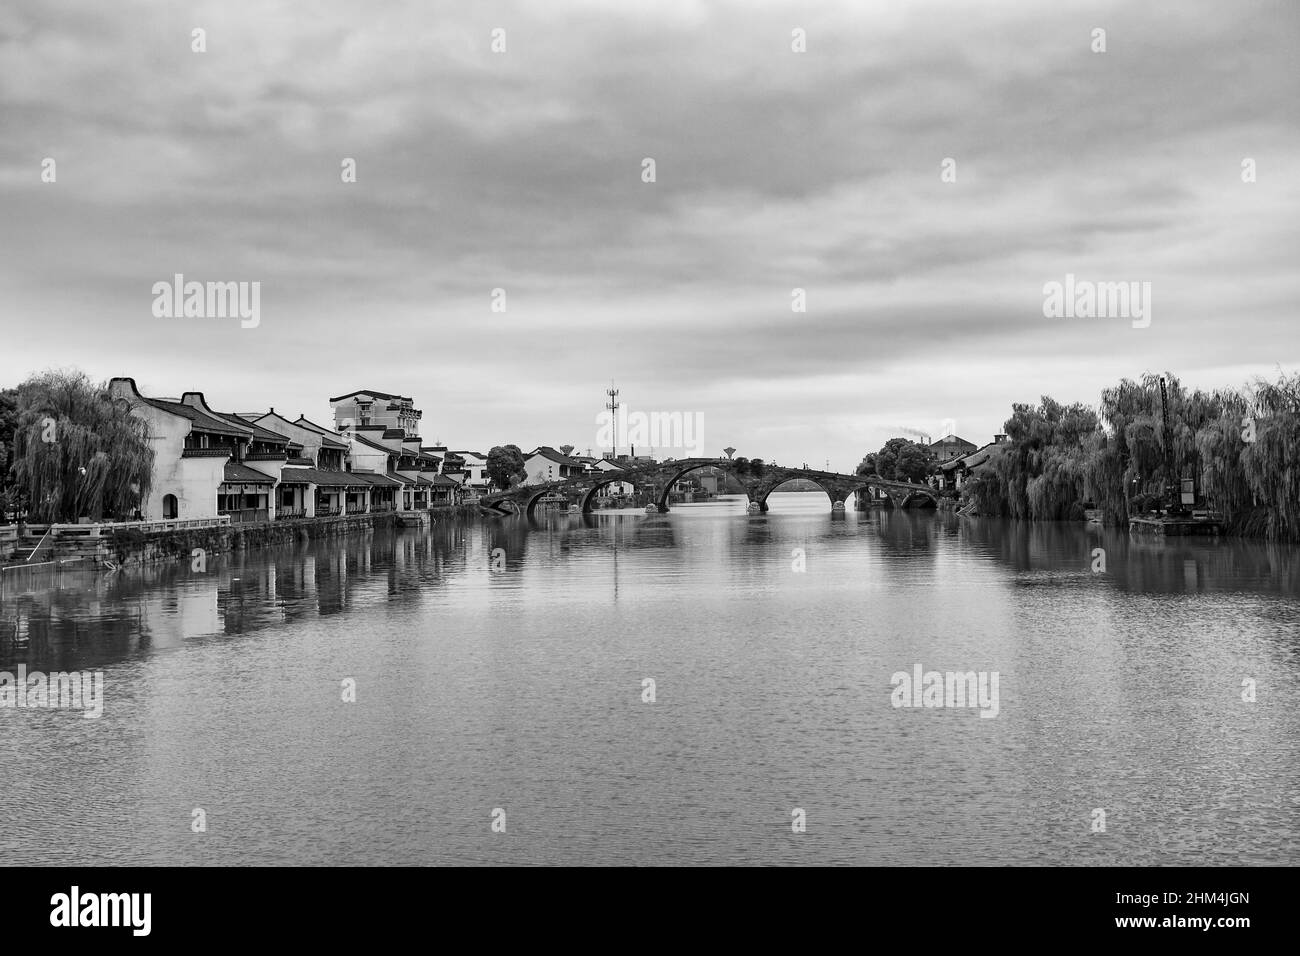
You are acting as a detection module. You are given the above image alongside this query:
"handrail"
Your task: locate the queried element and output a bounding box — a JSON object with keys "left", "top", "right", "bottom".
{"left": 26, "top": 526, "right": 55, "bottom": 562}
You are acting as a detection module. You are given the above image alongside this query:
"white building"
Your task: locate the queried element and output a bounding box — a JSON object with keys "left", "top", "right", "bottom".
{"left": 522, "top": 447, "right": 587, "bottom": 485}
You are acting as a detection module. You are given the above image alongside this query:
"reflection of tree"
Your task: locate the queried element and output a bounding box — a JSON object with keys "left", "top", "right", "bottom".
{"left": 0, "top": 570, "right": 155, "bottom": 670}
{"left": 955, "top": 515, "right": 1300, "bottom": 598}
{"left": 871, "top": 509, "right": 936, "bottom": 558}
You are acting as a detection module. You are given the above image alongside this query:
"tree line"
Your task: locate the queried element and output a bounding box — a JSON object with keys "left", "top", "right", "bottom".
{"left": 959, "top": 371, "right": 1300, "bottom": 540}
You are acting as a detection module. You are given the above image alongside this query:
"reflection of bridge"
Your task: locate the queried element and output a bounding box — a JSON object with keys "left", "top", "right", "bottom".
{"left": 479, "top": 458, "right": 939, "bottom": 517}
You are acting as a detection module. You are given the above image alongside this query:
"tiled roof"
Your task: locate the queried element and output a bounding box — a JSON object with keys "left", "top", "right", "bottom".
{"left": 962, "top": 444, "right": 999, "bottom": 470}
{"left": 346, "top": 433, "right": 399, "bottom": 455}
{"left": 223, "top": 462, "right": 276, "bottom": 484}
{"left": 428, "top": 475, "right": 460, "bottom": 486}
{"left": 209, "top": 410, "right": 290, "bottom": 445}
{"left": 531, "top": 446, "right": 582, "bottom": 467}
{"left": 940, "top": 442, "right": 1000, "bottom": 472}
{"left": 329, "top": 389, "right": 411, "bottom": 403}
{"left": 395, "top": 471, "right": 433, "bottom": 486}
{"left": 144, "top": 398, "right": 249, "bottom": 437}
{"left": 349, "top": 470, "right": 403, "bottom": 488}
{"left": 279, "top": 467, "right": 370, "bottom": 487}
{"left": 292, "top": 416, "right": 351, "bottom": 449}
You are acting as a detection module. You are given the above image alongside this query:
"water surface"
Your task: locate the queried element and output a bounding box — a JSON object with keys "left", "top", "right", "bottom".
{"left": 1, "top": 493, "right": 1297, "bottom": 865}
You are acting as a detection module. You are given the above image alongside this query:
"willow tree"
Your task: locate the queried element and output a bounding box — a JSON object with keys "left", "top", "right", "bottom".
{"left": 8, "top": 369, "right": 154, "bottom": 522}
{"left": 1237, "top": 372, "right": 1300, "bottom": 540}
{"left": 988, "top": 397, "right": 1100, "bottom": 520}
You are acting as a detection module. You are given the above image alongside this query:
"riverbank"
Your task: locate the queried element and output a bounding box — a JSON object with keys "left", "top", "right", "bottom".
{"left": 0, "top": 505, "right": 479, "bottom": 571}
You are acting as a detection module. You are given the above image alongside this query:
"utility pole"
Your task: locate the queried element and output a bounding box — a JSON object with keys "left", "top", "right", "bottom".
{"left": 604, "top": 382, "right": 620, "bottom": 459}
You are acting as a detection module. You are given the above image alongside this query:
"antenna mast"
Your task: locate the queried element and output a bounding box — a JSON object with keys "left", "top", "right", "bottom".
{"left": 604, "top": 382, "right": 620, "bottom": 458}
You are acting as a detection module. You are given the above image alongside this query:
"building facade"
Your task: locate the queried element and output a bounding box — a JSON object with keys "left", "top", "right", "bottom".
{"left": 329, "top": 389, "right": 423, "bottom": 436}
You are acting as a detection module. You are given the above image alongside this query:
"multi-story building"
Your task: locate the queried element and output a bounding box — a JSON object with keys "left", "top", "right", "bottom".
{"left": 109, "top": 377, "right": 294, "bottom": 522}
{"left": 928, "top": 434, "right": 978, "bottom": 462}
{"left": 329, "top": 389, "right": 422, "bottom": 436}
{"left": 103, "top": 379, "right": 461, "bottom": 523}
{"left": 447, "top": 451, "right": 489, "bottom": 492}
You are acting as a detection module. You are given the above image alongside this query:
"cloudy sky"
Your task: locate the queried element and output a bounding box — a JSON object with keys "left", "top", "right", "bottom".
{"left": 2, "top": 0, "right": 1297, "bottom": 469}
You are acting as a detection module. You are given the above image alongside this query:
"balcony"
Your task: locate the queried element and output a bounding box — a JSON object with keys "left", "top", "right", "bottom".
{"left": 181, "top": 447, "right": 233, "bottom": 458}
{"left": 344, "top": 504, "right": 368, "bottom": 515}
{"left": 315, "top": 506, "right": 341, "bottom": 518}
{"left": 275, "top": 507, "right": 306, "bottom": 520}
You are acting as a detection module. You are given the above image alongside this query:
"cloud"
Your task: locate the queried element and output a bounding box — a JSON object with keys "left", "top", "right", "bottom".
{"left": 1, "top": 0, "right": 1297, "bottom": 465}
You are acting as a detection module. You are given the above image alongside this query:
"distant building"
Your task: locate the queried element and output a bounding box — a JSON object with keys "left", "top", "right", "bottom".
{"left": 449, "top": 451, "right": 490, "bottom": 492}
{"left": 329, "top": 389, "right": 422, "bottom": 436}
{"left": 522, "top": 447, "right": 586, "bottom": 485}
{"left": 937, "top": 434, "right": 1008, "bottom": 491}
{"left": 592, "top": 457, "right": 634, "bottom": 497}
{"left": 928, "top": 434, "right": 978, "bottom": 462}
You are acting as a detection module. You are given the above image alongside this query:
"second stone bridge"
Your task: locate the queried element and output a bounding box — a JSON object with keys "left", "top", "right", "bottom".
{"left": 478, "top": 457, "right": 940, "bottom": 517}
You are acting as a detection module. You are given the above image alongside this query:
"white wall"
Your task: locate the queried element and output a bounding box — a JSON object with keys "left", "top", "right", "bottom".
{"left": 120, "top": 394, "right": 225, "bottom": 519}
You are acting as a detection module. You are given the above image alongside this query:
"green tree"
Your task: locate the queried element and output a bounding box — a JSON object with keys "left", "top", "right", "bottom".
{"left": 989, "top": 396, "right": 1099, "bottom": 520}
{"left": 860, "top": 438, "right": 934, "bottom": 482}
{"left": 893, "top": 443, "right": 934, "bottom": 483}
{"left": 9, "top": 369, "right": 154, "bottom": 522}
{"left": 486, "top": 444, "right": 526, "bottom": 490}
{"left": 1201, "top": 371, "right": 1300, "bottom": 540}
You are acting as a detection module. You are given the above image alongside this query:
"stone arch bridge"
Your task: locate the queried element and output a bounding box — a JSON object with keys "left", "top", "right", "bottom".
{"left": 478, "top": 458, "right": 939, "bottom": 518}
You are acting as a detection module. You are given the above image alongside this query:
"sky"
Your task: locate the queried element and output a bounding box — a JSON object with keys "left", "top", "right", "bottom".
{"left": 1, "top": 0, "right": 1297, "bottom": 471}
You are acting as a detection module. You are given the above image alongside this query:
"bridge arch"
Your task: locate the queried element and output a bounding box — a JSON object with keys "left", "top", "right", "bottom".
{"left": 753, "top": 475, "right": 839, "bottom": 511}
{"left": 523, "top": 485, "right": 566, "bottom": 518}
{"left": 579, "top": 474, "right": 648, "bottom": 513}
{"left": 654, "top": 460, "right": 738, "bottom": 512}
{"left": 847, "top": 480, "right": 938, "bottom": 509}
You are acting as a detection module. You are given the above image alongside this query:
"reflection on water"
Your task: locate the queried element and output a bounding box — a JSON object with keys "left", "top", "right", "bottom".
{"left": 1, "top": 494, "right": 1297, "bottom": 865}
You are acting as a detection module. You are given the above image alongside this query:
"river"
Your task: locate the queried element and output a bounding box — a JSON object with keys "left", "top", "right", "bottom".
{"left": 1, "top": 493, "right": 1297, "bottom": 865}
